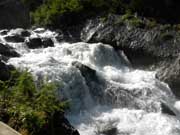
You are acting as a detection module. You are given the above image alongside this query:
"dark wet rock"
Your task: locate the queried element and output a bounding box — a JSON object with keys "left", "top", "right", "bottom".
{"left": 55, "top": 35, "right": 64, "bottom": 42}
{"left": 55, "top": 25, "right": 83, "bottom": 43}
{"left": 100, "top": 127, "right": 117, "bottom": 135}
{"left": 72, "top": 61, "right": 98, "bottom": 82}
{"left": 0, "top": 30, "right": 8, "bottom": 35}
{"left": 53, "top": 112, "right": 80, "bottom": 135}
{"left": 26, "top": 38, "right": 54, "bottom": 49}
{"left": 0, "top": 43, "right": 19, "bottom": 57}
{"left": 20, "top": 30, "right": 31, "bottom": 37}
{"left": 55, "top": 29, "right": 64, "bottom": 42}
{"left": 81, "top": 14, "right": 180, "bottom": 68}
{"left": 0, "top": 60, "right": 12, "bottom": 81}
{"left": 156, "top": 55, "right": 180, "bottom": 98}
{"left": 26, "top": 38, "right": 42, "bottom": 49}
{"left": 161, "top": 102, "right": 176, "bottom": 116}
{"left": 42, "top": 38, "right": 54, "bottom": 48}
{"left": 0, "top": 55, "right": 9, "bottom": 62}
{"left": 72, "top": 61, "right": 105, "bottom": 103}
{"left": 4, "top": 35, "right": 24, "bottom": 43}
{"left": 0, "top": 0, "right": 30, "bottom": 28}
{"left": 56, "top": 31, "right": 79, "bottom": 43}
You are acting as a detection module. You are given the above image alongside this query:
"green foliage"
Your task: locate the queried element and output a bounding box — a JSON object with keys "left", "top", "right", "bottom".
{"left": 30, "top": 0, "right": 126, "bottom": 27}
{"left": 160, "top": 32, "right": 174, "bottom": 41}
{"left": 121, "top": 12, "right": 144, "bottom": 28}
{"left": 146, "top": 19, "right": 157, "bottom": 29}
{"left": 128, "top": 18, "right": 144, "bottom": 28}
{"left": 0, "top": 70, "right": 68, "bottom": 135}
{"left": 32, "top": 0, "right": 83, "bottom": 26}
{"left": 21, "top": 0, "right": 180, "bottom": 27}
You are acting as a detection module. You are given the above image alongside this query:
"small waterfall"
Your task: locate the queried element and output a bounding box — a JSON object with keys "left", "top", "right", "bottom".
{"left": 1, "top": 28, "right": 180, "bottom": 135}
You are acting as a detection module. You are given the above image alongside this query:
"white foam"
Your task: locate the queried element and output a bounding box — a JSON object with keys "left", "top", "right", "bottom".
{"left": 3, "top": 29, "right": 179, "bottom": 135}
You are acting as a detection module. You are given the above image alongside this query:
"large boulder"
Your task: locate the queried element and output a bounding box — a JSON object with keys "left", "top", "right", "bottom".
{"left": 0, "top": 43, "right": 20, "bottom": 58}
{"left": 26, "top": 38, "right": 54, "bottom": 49}
{"left": 26, "top": 38, "right": 42, "bottom": 49}
{"left": 42, "top": 38, "right": 54, "bottom": 48}
{"left": 72, "top": 61, "right": 106, "bottom": 103}
{"left": 81, "top": 14, "right": 180, "bottom": 68}
{"left": 0, "top": 0, "right": 30, "bottom": 28}
{"left": 4, "top": 35, "right": 25, "bottom": 43}
{"left": 156, "top": 55, "right": 180, "bottom": 98}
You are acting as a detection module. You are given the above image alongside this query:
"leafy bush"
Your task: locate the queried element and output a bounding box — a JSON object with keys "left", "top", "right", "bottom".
{"left": 0, "top": 70, "right": 68, "bottom": 135}
{"left": 30, "top": 0, "right": 126, "bottom": 27}
{"left": 121, "top": 11, "right": 134, "bottom": 21}
{"left": 128, "top": 18, "right": 144, "bottom": 28}
{"left": 22, "top": 0, "right": 180, "bottom": 27}
{"left": 160, "top": 32, "right": 174, "bottom": 41}
{"left": 32, "top": 0, "right": 83, "bottom": 27}
{"left": 121, "top": 12, "right": 144, "bottom": 28}
{"left": 146, "top": 19, "right": 157, "bottom": 29}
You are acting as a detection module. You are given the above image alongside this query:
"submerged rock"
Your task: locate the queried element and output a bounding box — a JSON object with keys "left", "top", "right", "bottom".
{"left": 42, "top": 38, "right": 54, "bottom": 48}
{"left": 0, "top": 43, "right": 20, "bottom": 58}
{"left": 100, "top": 127, "right": 117, "bottom": 135}
{"left": 26, "top": 38, "right": 42, "bottom": 49}
{"left": 20, "top": 30, "right": 31, "bottom": 37}
{"left": 4, "top": 35, "right": 24, "bottom": 43}
{"left": 26, "top": 38, "right": 54, "bottom": 49}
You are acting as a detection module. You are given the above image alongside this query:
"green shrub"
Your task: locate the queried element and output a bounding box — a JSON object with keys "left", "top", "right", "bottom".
{"left": 128, "top": 18, "right": 144, "bottom": 28}
{"left": 160, "top": 32, "right": 174, "bottom": 41}
{"left": 22, "top": 0, "right": 180, "bottom": 27}
{"left": 0, "top": 70, "right": 68, "bottom": 135}
{"left": 32, "top": 0, "right": 83, "bottom": 26}
{"left": 30, "top": 0, "right": 127, "bottom": 27}
{"left": 146, "top": 19, "right": 157, "bottom": 29}
{"left": 121, "top": 12, "right": 144, "bottom": 28}
{"left": 121, "top": 11, "right": 134, "bottom": 21}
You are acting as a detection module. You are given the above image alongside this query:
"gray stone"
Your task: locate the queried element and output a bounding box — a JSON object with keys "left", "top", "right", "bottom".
{"left": 81, "top": 14, "right": 180, "bottom": 68}
{"left": 156, "top": 55, "right": 180, "bottom": 98}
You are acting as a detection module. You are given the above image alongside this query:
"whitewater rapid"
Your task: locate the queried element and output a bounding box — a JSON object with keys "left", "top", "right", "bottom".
{"left": 2, "top": 28, "right": 180, "bottom": 135}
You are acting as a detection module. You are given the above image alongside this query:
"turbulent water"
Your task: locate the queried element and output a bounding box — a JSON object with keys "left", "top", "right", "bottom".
{"left": 1, "top": 28, "right": 180, "bottom": 135}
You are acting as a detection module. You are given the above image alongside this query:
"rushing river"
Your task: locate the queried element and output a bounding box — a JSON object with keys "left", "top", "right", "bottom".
{"left": 1, "top": 28, "right": 180, "bottom": 135}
